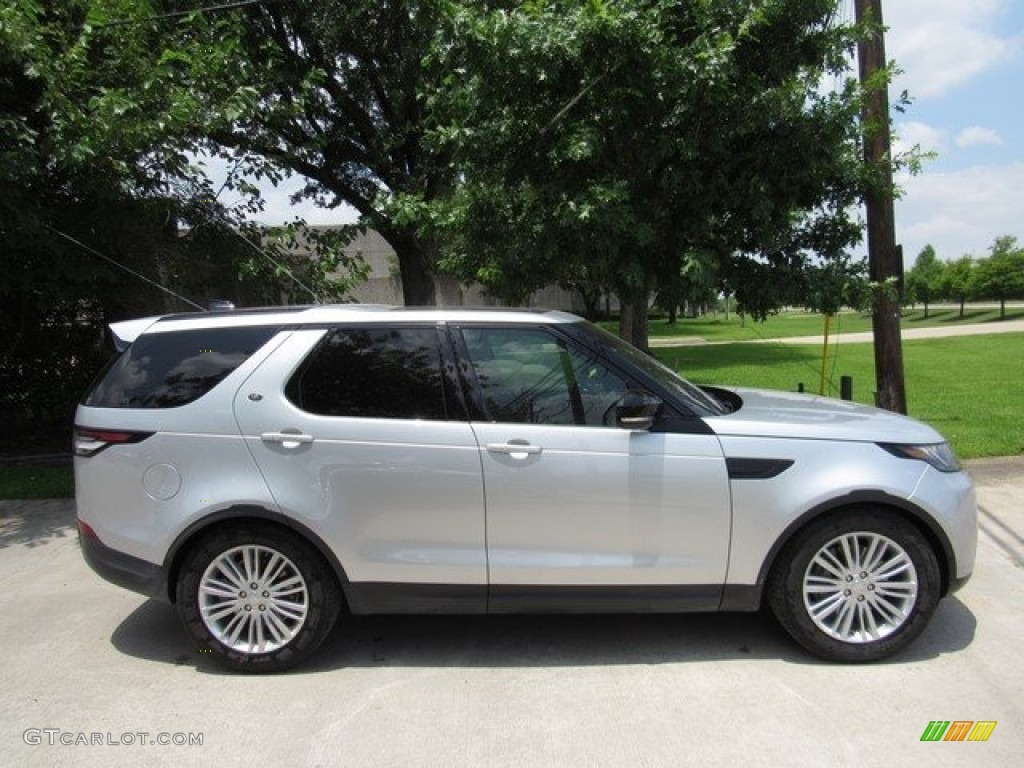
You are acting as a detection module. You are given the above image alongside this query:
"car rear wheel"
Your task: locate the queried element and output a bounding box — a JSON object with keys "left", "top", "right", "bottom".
{"left": 176, "top": 524, "right": 341, "bottom": 672}
{"left": 767, "top": 509, "right": 941, "bottom": 662}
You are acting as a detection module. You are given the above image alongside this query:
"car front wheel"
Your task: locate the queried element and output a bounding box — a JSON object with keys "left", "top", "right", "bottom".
{"left": 767, "top": 509, "right": 941, "bottom": 662}
{"left": 176, "top": 524, "right": 341, "bottom": 672}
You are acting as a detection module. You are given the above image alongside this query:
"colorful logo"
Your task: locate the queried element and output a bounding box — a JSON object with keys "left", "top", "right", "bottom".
{"left": 920, "top": 721, "right": 997, "bottom": 742}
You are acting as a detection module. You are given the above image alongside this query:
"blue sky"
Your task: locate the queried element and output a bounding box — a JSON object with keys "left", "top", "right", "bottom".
{"left": 883, "top": 0, "right": 1024, "bottom": 263}
{"left": 247, "top": 0, "right": 1024, "bottom": 265}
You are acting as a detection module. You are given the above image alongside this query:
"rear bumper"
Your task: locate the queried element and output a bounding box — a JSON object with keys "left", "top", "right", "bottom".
{"left": 78, "top": 520, "right": 170, "bottom": 602}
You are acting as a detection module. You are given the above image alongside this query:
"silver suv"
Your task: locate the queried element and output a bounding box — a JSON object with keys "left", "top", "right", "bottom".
{"left": 75, "top": 306, "right": 976, "bottom": 671}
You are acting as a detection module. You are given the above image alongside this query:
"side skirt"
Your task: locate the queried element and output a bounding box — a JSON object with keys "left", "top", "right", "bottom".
{"left": 342, "top": 583, "right": 732, "bottom": 615}
{"left": 343, "top": 583, "right": 486, "bottom": 614}
{"left": 489, "top": 585, "right": 723, "bottom": 613}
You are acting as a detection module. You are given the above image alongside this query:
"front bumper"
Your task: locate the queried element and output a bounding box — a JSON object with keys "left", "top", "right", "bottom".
{"left": 78, "top": 520, "right": 170, "bottom": 602}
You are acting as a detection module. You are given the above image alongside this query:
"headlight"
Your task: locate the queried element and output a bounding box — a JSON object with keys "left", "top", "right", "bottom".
{"left": 878, "top": 442, "right": 962, "bottom": 473}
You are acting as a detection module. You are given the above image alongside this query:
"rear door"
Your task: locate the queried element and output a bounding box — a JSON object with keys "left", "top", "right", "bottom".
{"left": 454, "top": 325, "right": 731, "bottom": 611}
{"left": 234, "top": 324, "right": 486, "bottom": 612}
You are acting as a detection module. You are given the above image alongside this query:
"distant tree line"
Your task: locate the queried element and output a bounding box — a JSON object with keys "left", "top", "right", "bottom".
{"left": 653, "top": 249, "right": 870, "bottom": 323}
{"left": 904, "top": 236, "right": 1024, "bottom": 320}
{"left": 657, "top": 233, "right": 1024, "bottom": 324}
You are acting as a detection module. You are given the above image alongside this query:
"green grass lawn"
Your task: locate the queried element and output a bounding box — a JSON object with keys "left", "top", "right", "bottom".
{"left": 604, "top": 305, "right": 1024, "bottom": 343}
{"left": 656, "top": 333, "right": 1024, "bottom": 460}
{"left": 0, "top": 464, "right": 74, "bottom": 500}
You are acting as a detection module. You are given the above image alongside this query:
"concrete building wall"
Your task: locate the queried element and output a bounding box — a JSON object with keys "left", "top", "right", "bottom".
{"left": 341, "top": 229, "right": 599, "bottom": 313}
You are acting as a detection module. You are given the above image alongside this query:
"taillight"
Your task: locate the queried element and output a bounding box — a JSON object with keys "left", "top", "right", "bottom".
{"left": 73, "top": 427, "right": 153, "bottom": 457}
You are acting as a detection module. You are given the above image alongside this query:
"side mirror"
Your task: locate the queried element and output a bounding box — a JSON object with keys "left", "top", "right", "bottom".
{"left": 615, "top": 390, "right": 662, "bottom": 431}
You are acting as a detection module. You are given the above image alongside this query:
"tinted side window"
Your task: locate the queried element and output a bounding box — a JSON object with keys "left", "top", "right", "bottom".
{"left": 461, "top": 327, "right": 630, "bottom": 426}
{"left": 85, "top": 326, "right": 280, "bottom": 408}
{"left": 286, "top": 327, "right": 446, "bottom": 420}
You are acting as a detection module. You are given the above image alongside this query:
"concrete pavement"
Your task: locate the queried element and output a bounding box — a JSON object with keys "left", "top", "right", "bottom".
{"left": 1, "top": 458, "right": 1021, "bottom": 767}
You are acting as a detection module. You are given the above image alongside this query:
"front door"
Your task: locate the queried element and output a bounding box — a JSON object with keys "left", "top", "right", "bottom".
{"left": 455, "top": 325, "right": 731, "bottom": 611}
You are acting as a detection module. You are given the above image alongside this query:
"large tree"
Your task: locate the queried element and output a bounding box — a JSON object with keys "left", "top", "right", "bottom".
{"left": 0, "top": 1, "right": 365, "bottom": 444}
{"left": 905, "top": 244, "right": 943, "bottom": 317}
{"left": 1, "top": 0, "right": 183, "bottom": 441}
{"left": 72, "top": 1, "right": 873, "bottom": 346}
{"left": 973, "top": 235, "right": 1024, "bottom": 320}
{"left": 76, "top": 0, "right": 454, "bottom": 306}
{"left": 939, "top": 255, "right": 976, "bottom": 318}
{"left": 420, "top": 0, "right": 867, "bottom": 348}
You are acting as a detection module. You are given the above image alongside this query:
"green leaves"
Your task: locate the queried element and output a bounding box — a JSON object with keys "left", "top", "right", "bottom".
{"left": 424, "top": 0, "right": 867, "bottom": 336}
{"left": 974, "top": 236, "right": 1024, "bottom": 317}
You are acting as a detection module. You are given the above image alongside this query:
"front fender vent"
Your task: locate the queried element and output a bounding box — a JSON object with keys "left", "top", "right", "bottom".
{"left": 726, "top": 458, "right": 795, "bottom": 480}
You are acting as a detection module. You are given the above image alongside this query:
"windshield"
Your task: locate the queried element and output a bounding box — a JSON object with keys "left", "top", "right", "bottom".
{"left": 572, "top": 322, "right": 728, "bottom": 417}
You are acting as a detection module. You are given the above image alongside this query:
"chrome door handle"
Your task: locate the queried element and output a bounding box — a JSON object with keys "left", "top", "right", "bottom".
{"left": 486, "top": 442, "right": 543, "bottom": 456}
{"left": 260, "top": 431, "right": 314, "bottom": 446}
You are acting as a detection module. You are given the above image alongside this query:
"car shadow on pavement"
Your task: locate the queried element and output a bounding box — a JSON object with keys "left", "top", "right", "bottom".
{"left": 110, "top": 595, "right": 977, "bottom": 674}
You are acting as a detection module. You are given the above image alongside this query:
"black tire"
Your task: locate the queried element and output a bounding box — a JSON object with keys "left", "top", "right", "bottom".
{"left": 176, "top": 523, "right": 342, "bottom": 673}
{"left": 767, "top": 508, "right": 941, "bottom": 662}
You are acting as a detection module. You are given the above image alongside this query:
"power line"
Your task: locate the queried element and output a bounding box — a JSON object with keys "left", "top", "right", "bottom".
{"left": 220, "top": 221, "right": 322, "bottom": 304}
{"left": 162, "top": 166, "right": 324, "bottom": 304}
{"left": 177, "top": 173, "right": 323, "bottom": 304}
{"left": 45, "top": 225, "right": 207, "bottom": 311}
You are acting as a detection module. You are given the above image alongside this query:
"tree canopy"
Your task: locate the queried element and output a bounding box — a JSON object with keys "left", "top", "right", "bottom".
{"left": 62, "top": 0, "right": 454, "bottom": 305}
{"left": 6, "top": 0, "right": 972, "bottom": 440}
{"left": 60, "top": 0, "right": 877, "bottom": 348}
{"left": 902, "top": 237, "right": 1024, "bottom": 320}
{"left": 0, "top": 0, "right": 365, "bottom": 443}
{"left": 973, "top": 235, "right": 1024, "bottom": 319}
{"left": 906, "top": 245, "right": 943, "bottom": 317}
{"left": 411, "top": 0, "right": 869, "bottom": 347}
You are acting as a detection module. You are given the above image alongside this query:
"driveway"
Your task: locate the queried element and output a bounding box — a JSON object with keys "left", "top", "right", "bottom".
{"left": 1, "top": 457, "right": 1021, "bottom": 767}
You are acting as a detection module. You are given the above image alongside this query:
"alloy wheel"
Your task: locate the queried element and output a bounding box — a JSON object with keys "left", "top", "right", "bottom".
{"left": 198, "top": 544, "right": 310, "bottom": 654}
{"left": 802, "top": 531, "right": 919, "bottom": 644}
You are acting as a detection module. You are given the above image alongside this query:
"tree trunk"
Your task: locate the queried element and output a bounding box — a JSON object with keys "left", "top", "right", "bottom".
{"left": 398, "top": 247, "right": 436, "bottom": 306}
{"left": 618, "top": 283, "right": 650, "bottom": 352}
{"left": 959, "top": 296, "right": 965, "bottom": 317}
{"left": 577, "top": 286, "right": 601, "bottom": 321}
{"left": 379, "top": 226, "right": 437, "bottom": 306}
{"left": 1000, "top": 297, "right": 1006, "bottom": 320}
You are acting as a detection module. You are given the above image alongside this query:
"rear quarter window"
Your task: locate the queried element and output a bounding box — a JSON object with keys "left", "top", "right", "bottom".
{"left": 84, "top": 326, "right": 280, "bottom": 408}
{"left": 285, "top": 326, "right": 447, "bottom": 420}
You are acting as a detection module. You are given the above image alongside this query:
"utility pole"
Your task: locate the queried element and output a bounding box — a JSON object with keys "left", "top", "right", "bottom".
{"left": 855, "top": 0, "right": 907, "bottom": 414}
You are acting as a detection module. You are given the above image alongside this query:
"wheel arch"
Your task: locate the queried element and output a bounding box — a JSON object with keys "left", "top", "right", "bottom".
{"left": 161, "top": 505, "right": 350, "bottom": 604}
{"left": 736, "top": 491, "right": 957, "bottom": 610}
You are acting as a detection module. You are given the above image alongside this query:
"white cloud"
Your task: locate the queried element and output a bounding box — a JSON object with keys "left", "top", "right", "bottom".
{"left": 894, "top": 162, "right": 1024, "bottom": 260}
{"left": 955, "top": 126, "right": 1005, "bottom": 148}
{"left": 882, "top": 0, "right": 1021, "bottom": 100}
{"left": 893, "top": 121, "right": 946, "bottom": 158}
